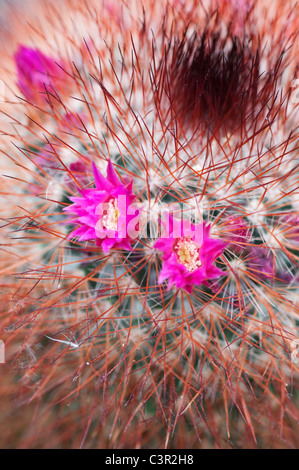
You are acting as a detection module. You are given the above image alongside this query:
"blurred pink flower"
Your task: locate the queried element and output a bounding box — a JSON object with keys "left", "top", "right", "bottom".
{"left": 247, "top": 246, "right": 285, "bottom": 282}
{"left": 66, "top": 159, "right": 91, "bottom": 192}
{"left": 222, "top": 215, "right": 250, "bottom": 253}
{"left": 14, "top": 45, "right": 68, "bottom": 104}
{"left": 280, "top": 214, "right": 299, "bottom": 244}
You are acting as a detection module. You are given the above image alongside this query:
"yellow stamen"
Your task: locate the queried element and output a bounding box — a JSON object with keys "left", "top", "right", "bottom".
{"left": 174, "top": 237, "right": 202, "bottom": 272}
{"left": 102, "top": 198, "right": 120, "bottom": 231}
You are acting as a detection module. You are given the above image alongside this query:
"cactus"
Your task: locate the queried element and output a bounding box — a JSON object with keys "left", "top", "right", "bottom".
{"left": 0, "top": 0, "right": 298, "bottom": 449}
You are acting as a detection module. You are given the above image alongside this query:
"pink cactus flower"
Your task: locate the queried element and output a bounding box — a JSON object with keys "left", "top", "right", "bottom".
{"left": 222, "top": 215, "right": 250, "bottom": 252}
{"left": 248, "top": 246, "right": 275, "bottom": 279}
{"left": 154, "top": 214, "right": 228, "bottom": 293}
{"left": 247, "top": 246, "right": 292, "bottom": 283}
{"left": 280, "top": 214, "right": 299, "bottom": 244}
{"left": 14, "top": 45, "right": 68, "bottom": 104}
{"left": 64, "top": 161, "right": 141, "bottom": 253}
{"left": 66, "top": 160, "right": 91, "bottom": 192}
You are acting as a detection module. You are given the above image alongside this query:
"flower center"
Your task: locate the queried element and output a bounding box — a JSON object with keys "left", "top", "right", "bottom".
{"left": 101, "top": 198, "right": 120, "bottom": 231}
{"left": 174, "top": 237, "right": 202, "bottom": 272}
